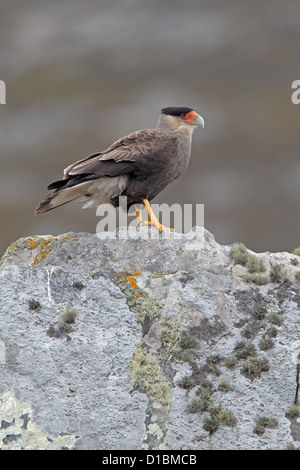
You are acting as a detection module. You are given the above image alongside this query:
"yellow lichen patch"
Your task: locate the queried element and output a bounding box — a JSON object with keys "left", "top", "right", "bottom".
{"left": 133, "top": 271, "right": 142, "bottom": 276}
{"left": 31, "top": 239, "right": 56, "bottom": 267}
{"left": 126, "top": 276, "right": 138, "bottom": 289}
{"left": 1, "top": 235, "right": 80, "bottom": 269}
{"left": 8, "top": 243, "right": 17, "bottom": 251}
{"left": 28, "top": 240, "right": 38, "bottom": 250}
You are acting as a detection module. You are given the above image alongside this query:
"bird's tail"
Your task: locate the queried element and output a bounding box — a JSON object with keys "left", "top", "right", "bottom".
{"left": 35, "top": 181, "right": 87, "bottom": 214}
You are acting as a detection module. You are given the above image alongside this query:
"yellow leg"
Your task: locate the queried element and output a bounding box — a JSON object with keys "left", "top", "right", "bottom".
{"left": 135, "top": 206, "right": 151, "bottom": 226}
{"left": 137, "top": 198, "right": 174, "bottom": 233}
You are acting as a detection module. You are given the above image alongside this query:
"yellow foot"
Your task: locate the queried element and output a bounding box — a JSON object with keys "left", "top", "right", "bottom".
{"left": 137, "top": 220, "right": 174, "bottom": 233}
{"left": 136, "top": 199, "right": 175, "bottom": 233}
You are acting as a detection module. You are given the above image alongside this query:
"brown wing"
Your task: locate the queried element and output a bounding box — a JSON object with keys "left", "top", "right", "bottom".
{"left": 63, "top": 128, "right": 178, "bottom": 180}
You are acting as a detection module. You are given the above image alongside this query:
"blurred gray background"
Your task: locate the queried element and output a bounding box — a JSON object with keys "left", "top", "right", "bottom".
{"left": 1, "top": 0, "right": 300, "bottom": 255}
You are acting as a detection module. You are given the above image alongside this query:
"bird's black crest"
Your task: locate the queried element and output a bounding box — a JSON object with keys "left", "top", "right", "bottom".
{"left": 161, "top": 107, "right": 194, "bottom": 117}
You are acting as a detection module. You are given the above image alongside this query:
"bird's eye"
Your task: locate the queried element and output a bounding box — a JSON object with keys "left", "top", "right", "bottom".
{"left": 181, "top": 113, "right": 186, "bottom": 117}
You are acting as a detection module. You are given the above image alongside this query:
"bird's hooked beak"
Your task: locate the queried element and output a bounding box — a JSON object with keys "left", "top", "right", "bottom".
{"left": 183, "top": 111, "right": 205, "bottom": 128}
{"left": 194, "top": 114, "right": 205, "bottom": 128}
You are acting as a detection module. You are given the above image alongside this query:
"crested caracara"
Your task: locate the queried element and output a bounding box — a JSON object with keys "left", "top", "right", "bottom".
{"left": 35, "top": 106, "right": 204, "bottom": 231}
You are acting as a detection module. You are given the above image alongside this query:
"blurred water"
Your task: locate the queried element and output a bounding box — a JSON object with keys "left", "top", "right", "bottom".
{"left": 1, "top": 0, "right": 300, "bottom": 255}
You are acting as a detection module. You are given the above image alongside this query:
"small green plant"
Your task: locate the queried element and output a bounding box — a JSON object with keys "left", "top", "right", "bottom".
{"left": 59, "top": 307, "right": 77, "bottom": 332}
{"left": 284, "top": 443, "right": 296, "bottom": 450}
{"left": 259, "top": 336, "right": 275, "bottom": 351}
{"left": 203, "top": 407, "right": 237, "bottom": 434}
{"left": 206, "top": 354, "right": 222, "bottom": 376}
{"left": 234, "top": 341, "right": 256, "bottom": 360}
{"left": 218, "top": 379, "right": 232, "bottom": 393}
{"left": 267, "top": 327, "right": 278, "bottom": 338}
{"left": 242, "top": 274, "right": 268, "bottom": 285}
{"left": 242, "top": 357, "right": 270, "bottom": 378}
{"left": 179, "top": 348, "right": 197, "bottom": 362}
{"left": 179, "top": 333, "right": 198, "bottom": 350}
{"left": 246, "top": 256, "right": 266, "bottom": 274}
{"left": 253, "top": 303, "right": 268, "bottom": 320}
{"left": 217, "top": 408, "right": 237, "bottom": 427}
{"left": 197, "top": 379, "right": 214, "bottom": 398}
{"left": 241, "top": 325, "right": 254, "bottom": 339}
{"left": 270, "top": 263, "right": 285, "bottom": 283}
{"left": 73, "top": 281, "right": 85, "bottom": 290}
{"left": 293, "top": 247, "right": 300, "bottom": 257}
{"left": 230, "top": 242, "right": 249, "bottom": 265}
{"left": 253, "top": 416, "right": 278, "bottom": 435}
{"left": 230, "top": 242, "right": 266, "bottom": 273}
{"left": 28, "top": 299, "right": 41, "bottom": 311}
{"left": 177, "top": 375, "right": 195, "bottom": 390}
{"left": 178, "top": 333, "right": 198, "bottom": 362}
{"left": 268, "top": 313, "right": 283, "bottom": 326}
{"left": 286, "top": 404, "right": 300, "bottom": 419}
{"left": 224, "top": 356, "right": 237, "bottom": 369}
{"left": 188, "top": 396, "right": 210, "bottom": 413}
{"left": 188, "top": 380, "right": 214, "bottom": 414}
{"left": 203, "top": 416, "right": 220, "bottom": 434}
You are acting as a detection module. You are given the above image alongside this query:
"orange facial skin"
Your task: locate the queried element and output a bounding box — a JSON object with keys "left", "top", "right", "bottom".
{"left": 182, "top": 111, "right": 201, "bottom": 125}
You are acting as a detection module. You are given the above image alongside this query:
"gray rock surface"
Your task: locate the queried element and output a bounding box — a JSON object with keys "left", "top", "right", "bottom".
{"left": 1, "top": 227, "right": 300, "bottom": 450}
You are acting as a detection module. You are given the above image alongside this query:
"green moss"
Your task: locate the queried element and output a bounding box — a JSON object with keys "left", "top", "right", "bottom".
{"left": 253, "top": 416, "right": 278, "bottom": 435}
{"left": 295, "top": 272, "right": 300, "bottom": 282}
{"left": 131, "top": 343, "right": 170, "bottom": 407}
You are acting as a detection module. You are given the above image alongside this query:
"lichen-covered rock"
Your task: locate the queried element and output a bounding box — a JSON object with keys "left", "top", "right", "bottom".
{"left": 1, "top": 227, "right": 300, "bottom": 449}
